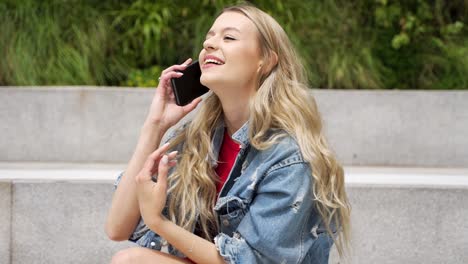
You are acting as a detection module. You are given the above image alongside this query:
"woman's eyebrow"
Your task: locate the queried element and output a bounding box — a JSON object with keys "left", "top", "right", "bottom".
{"left": 206, "top": 27, "right": 241, "bottom": 37}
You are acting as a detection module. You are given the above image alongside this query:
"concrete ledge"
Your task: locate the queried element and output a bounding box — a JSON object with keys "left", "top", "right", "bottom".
{"left": 1, "top": 163, "right": 467, "bottom": 187}
{"left": 11, "top": 182, "right": 133, "bottom": 264}
{"left": 0, "top": 182, "right": 11, "bottom": 264}
{"left": 1, "top": 87, "right": 467, "bottom": 167}
{"left": 345, "top": 166, "right": 468, "bottom": 188}
{"left": 311, "top": 89, "right": 468, "bottom": 168}
{"left": 330, "top": 186, "right": 468, "bottom": 264}
{"left": 0, "top": 87, "right": 148, "bottom": 163}
{"left": 0, "top": 165, "right": 467, "bottom": 263}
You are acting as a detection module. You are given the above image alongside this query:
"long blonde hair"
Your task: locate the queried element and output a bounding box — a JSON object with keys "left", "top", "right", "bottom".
{"left": 167, "top": 3, "right": 351, "bottom": 257}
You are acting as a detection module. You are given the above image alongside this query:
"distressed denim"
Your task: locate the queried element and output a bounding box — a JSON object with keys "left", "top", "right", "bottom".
{"left": 114, "top": 121, "right": 335, "bottom": 263}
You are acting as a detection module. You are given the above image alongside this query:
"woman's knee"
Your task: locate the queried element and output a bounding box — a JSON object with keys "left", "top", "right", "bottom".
{"left": 110, "top": 247, "right": 141, "bottom": 264}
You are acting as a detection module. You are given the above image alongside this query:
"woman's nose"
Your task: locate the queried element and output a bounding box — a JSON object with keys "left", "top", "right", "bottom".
{"left": 203, "top": 37, "right": 217, "bottom": 50}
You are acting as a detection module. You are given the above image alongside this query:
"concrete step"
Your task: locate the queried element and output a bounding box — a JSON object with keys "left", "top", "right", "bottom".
{"left": 2, "top": 88, "right": 467, "bottom": 167}
{"left": 1, "top": 164, "right": 467, "bottom": 264}
{"left": 2, "top": 163, "right": 467, "bottom": 186}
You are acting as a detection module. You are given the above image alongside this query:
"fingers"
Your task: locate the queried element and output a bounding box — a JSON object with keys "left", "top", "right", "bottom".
{"left": 142, "top": 146, "right": 177, "bottom": 183}
{"left": 158, "top": 58, "right": 192, "bottom": 87}
{"left": 182, "top": 58, "right": 192, "bottom": 66}
{"left": 142, "top": 143, "right": 171, "bottom": 177}
{"left": 182, "top": 97, "right": 203, "bottom": 113}
{"left": 156, "top": 71, "right": 183, "bottom": 98}
{"left": 139, "top": 143, "right": 169, "bottom": 178}
{"left": 137, "top": 157, "right": 155, "bottom": 183}
{"left": 161, "top": 58, "right": 192, "bottom": 76}
{"left": 148, "top": 143, "right": 171, "bottom": 161}
{"left": 155, "top": 154, "right": 177, "bottom": 190}
{"left": 157, "top": 59, "right": 192, "bottom": 89}
{"left": 167, "top": 150, "right": 178, "bottom": 160}
{"left": 155, "top": 58, "right": 197, "bottom": 107}
{"left": 153, "top": 150, "right": 178, "bottom": 179}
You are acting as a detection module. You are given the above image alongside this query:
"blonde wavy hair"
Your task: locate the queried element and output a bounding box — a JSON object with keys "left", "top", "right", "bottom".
{"left": 167, "top": 3, "right": 351, "bottom": 257}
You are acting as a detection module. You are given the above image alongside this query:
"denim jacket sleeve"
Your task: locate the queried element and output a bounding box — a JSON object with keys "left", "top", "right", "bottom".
{"left": 214, "top": 162, "right": 333, "bottom": 264}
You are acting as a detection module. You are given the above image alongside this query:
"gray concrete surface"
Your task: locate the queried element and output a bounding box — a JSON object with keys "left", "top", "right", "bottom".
{"left": 11, "top": 181, "right": 132, "bottom": 264}
{"left": 0, "top": 182, "right": 11, "bottom": 264}
{"left": 1, "top": 87, "right": 467, "bottom": 167}
{"left": 329, "top": 187, "right": 468, "bottom": 264}
{"left": 0, "top": 175, "right": 466, "bottom": 264}
{"left": 312, "top": 89, "right": 468, "bottom": 168}
{"left": 0, "top": 87, "right": 148, "bottom": 163}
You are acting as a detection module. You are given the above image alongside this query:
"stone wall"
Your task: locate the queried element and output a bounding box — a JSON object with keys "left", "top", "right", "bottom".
{"left": 1, "top": 87, "right": 467, "bottom": 263}
{"left": 1, "top": 87, "right": 467, "bottom": 167}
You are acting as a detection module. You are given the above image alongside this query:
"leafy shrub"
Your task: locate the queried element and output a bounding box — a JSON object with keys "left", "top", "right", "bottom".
{"left": 0, "top": 0, "right": 129, "bottom": 86}
{"left": 124, "top": 66, "right": 162, "bottom": 88}
{"left": 1, "top": 0, "right": 467, "bottom": 89}
{"left": 111, "top": 0, "right": 237, "bottom": 69}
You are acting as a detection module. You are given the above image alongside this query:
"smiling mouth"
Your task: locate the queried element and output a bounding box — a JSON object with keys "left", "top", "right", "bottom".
{"left": 203, "top": 57, "right": 225, "bottom": 66}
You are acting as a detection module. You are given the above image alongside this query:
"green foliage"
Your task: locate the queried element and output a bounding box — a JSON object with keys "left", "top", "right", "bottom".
{"left": 125, "top": 66, "right": 162, "bottom": 88}
{"left": 0, "top": 0, "right": 128, "bottom": 86}
{"left": 371, "top": 0, "right": 468, "bottom": 89}
{"left": 111, "top": 0, "right": 241, "bottom": 68}
{"left": 255, "top": 0, "right": 388, "bottom": 89}
{"left": 1, "top": 0, "right": 468, "bottom": 89}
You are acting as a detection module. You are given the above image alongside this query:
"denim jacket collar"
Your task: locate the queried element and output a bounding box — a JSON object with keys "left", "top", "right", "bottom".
{"left": 210, "top": 119, "right": 250, "bottom": 166}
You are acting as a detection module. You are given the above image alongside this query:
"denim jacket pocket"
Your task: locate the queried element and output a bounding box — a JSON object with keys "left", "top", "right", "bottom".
{"left": 215, "top": 196, "right": 247, "bottom": 237}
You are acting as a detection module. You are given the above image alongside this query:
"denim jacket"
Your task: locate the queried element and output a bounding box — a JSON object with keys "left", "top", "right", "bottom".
{"left": 114, "top": 121, "right": 334, "bottom": 264}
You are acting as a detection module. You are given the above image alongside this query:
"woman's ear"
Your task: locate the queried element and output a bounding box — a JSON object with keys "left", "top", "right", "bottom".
{"left": 269, "top": 51, "right": 278, "bottom": 71}
{"left": 257, "top": 61, "right": 264, "bottom": 74}
{"left": 259, "top": 51, "right": 278, "bottom": 74}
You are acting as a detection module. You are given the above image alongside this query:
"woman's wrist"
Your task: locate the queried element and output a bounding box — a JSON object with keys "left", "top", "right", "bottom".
{"left": 135, "top": 122, "right": 167, "bottom": 151}
{"left": 143, "top": 118, "right": 172, "bottom": 133}
{"left": 141, "top": 120, "right": 166, "bottom": 136}
{"left": 147, "top": 215, "right": 169, "bottom": 234}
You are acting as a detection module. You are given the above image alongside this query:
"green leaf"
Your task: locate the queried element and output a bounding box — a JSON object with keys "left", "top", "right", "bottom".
{"left": 392, "top": 32, "right": 410, "bottom": 49}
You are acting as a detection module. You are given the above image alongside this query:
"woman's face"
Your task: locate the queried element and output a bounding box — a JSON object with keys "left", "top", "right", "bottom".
{"left": 198, "top": 11, "right": 263, "bottom": 96}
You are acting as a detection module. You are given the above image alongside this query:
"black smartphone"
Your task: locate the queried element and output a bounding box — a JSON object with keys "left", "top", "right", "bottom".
{"left": 170, "top": 60, "right": 209, "bottom": 106}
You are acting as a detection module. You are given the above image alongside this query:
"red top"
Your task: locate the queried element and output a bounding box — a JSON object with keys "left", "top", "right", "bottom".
{"left": 215, "top": 129, "right": 241, "bottom": 195}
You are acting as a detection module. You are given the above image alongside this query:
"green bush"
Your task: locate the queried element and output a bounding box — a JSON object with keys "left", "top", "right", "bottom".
{"left": 0, "top": 0, "right": 129, "bottom": 86}
{"left": 124, "top": 65, "right": 162, "bottom": 88}
{"left": 1, "top": 0, "right": 467, "bottom": 89}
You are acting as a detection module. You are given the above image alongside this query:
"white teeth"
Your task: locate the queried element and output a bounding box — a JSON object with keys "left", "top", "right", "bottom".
{"left": 205, "top": 58, "right": 223, "bottom": 65}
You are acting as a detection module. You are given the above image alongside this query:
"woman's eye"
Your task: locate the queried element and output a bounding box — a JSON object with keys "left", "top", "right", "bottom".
{"left": 224, "top": 36, "right": 236, "bottom": 40}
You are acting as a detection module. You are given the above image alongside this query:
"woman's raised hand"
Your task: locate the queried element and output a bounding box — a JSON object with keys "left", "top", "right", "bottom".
{"left": 134, "top": 143, "right": 178, "bottom": 226}
{"left": 145, "top": 58, "right": 203, "bottom": 130}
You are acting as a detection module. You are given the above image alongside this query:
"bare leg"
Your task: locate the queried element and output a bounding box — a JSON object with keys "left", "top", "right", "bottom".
{"left": 110, "top": 247, "right": 194, "bottom": 264}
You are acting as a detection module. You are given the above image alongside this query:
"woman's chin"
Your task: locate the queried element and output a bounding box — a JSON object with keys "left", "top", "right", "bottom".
{"left": 201, "top": 75, "right": 221, "bottom": 88}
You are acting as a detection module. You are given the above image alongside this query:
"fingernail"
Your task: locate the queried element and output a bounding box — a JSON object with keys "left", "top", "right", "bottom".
{"left": 161, "top": 155, "right": 169, "bottom": 164}
{"left": 177, "top": 72, "right": 184, "bottom": 75}
{"left": 170, "top": 151, "right": 178, "bottom": 156}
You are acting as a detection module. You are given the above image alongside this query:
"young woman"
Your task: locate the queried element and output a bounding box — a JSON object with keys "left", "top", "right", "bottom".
{"left": 106, "top": 4, "right": 350, "bottom": 264}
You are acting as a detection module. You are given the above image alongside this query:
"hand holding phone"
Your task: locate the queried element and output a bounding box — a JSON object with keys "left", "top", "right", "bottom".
{"left": 170, "top": 60, "right": 209, "bottom": 106}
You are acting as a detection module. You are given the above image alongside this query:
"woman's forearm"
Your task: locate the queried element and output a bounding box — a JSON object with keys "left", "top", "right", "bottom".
{"left": 105, "top": 122, "right": 166, "bottom": 240}
{"left": 151, "top": 219, "right": 225, "bottom": 264}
